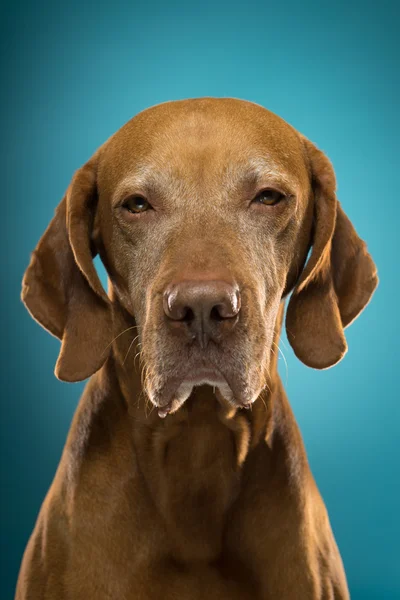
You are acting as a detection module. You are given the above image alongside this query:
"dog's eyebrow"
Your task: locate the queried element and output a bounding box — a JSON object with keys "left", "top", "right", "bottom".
{"left": 225, "top": 157, "right": 297, "bottom": 193}
{"left": 113, "top": 165, "right": 180, "bottom": 203}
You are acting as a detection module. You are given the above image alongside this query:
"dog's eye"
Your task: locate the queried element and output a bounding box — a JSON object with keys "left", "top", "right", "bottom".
{"left": 253, "top": 189, "right": 285, "bottom": 206}
{"left": 122, "top": 195, "right": 152, "bottom": 214}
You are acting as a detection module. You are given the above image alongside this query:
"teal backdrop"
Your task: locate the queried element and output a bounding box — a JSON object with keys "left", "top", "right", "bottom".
{"left": 1, "top": 0, "right": 399, "bottom": 598}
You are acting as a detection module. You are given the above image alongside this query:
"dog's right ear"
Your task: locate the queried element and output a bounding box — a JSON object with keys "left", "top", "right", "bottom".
{"left": 286, "top": 138, "right": 378, "bottom": 369}
{"left": 21, "top": 154, "right": 112, "bottom": 382}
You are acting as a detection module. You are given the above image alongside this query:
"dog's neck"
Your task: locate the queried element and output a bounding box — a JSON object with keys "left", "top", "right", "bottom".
{"left": 88, "top": 295, "right": 308, "bottom": 562}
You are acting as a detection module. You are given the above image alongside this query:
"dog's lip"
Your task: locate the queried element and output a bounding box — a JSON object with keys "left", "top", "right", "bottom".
{"left": 181, "top": 366, "right": 226, "bottom": 386}
{"left": 153, "top": 364, "right": 228, "bottom": 417}
{"left": 157, "top": 368, "right": 225, "bottom": 403}
{"left": 151, "top": 362, "right": 256, "bottom": 418}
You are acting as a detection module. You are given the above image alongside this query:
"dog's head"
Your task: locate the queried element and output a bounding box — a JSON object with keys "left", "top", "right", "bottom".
{"left": 22, "top": 98, "right": 378, "bottom": 415}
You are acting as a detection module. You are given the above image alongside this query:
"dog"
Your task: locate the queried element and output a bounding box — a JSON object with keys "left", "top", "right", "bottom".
{"left": 16, "top": 97, "right": 378, "bottom": 599}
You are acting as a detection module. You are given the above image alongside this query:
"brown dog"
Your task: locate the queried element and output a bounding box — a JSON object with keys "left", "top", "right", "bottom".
{"left": 16, "top": 98, "right": 378, "bottom": 599}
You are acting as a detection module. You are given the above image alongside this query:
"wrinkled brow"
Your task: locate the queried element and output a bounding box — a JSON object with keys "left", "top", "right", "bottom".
{"left": 113, "top": 163, "right": 189, "bottom": 203}
{"left": 223, "top": 157, "right": 298, "bottom": 194}
{"left": 113, "top": 157, "right": 298, "bottom": 203}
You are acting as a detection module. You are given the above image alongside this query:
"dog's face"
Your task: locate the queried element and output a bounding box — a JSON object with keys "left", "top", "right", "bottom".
{"left": 22, "top": 98, "right": 378, "bottom": 415}
{"left": 97, "top": 101, "right": 313, "bottom": 414}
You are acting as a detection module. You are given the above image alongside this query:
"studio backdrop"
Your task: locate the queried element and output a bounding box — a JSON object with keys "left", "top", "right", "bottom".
{"left": 0, "top": 0, "right": 398, "bottom": 598}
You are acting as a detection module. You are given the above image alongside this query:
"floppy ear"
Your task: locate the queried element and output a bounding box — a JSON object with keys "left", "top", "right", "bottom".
{"left": 286, "top": 138, "right": 378, "bottom": 369}
{"left": 21, "top": 154, "right": 113, "bottom": 382}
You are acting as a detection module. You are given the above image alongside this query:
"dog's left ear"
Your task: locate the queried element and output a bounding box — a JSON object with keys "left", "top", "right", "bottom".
{"left": 21, "top": 152, "right": 113, "bottom": 382}
{"left": 286, "top": 137, "right": 378, "bottom": 369}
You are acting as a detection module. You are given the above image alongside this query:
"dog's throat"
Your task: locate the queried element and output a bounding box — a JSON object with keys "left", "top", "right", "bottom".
{"left": 133, "top": 393, "right": 251, "bottom": 562}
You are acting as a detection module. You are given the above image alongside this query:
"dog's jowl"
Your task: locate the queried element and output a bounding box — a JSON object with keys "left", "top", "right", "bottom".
{"left": 16, "top": 98, "right": 378, "bottom": 600}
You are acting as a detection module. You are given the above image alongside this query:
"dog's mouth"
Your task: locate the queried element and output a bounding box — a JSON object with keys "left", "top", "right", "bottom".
{"left": 141, "top": 299, "right": 274, "bottom": 418}
{"left": 147, "top": 362, "right": 257, "bottom": 418}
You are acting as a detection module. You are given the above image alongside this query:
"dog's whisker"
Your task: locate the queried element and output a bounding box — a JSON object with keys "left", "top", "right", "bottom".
{"left": 133, "top": 350, "right": 142, "bottom": 370}
{"left": 123, "top": 335, "right": 139, "bottom": 365}
{"left": 280, "top": 337, "right": 290, "bottom": 352}
{"left": 259, "top": 393, "right": 268, "bottom": 413}
{"left": 271, "top": 340, "right": 289, "bottom": 385}
{"left": 101, "top": 325, "right": 139, "bottom": 355}
{"left": 146, "top": 402, "right": 156, "bottom": 419}
{"left": 133, "top": 341, "right": 143, "bottom": 365}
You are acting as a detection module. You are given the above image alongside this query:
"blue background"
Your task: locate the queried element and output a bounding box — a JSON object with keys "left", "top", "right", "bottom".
{"left": 1, "top": 0, "right": 398, "bottom": 598}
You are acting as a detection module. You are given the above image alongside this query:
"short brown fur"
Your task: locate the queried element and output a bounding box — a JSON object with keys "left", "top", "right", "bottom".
{"left": 16, "top": 98, "right": 378, "bottom": 599}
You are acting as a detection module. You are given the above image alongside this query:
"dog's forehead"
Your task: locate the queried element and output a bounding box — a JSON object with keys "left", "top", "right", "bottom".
{"left": 99, "top": 98, "right": 309, "bottom": 194}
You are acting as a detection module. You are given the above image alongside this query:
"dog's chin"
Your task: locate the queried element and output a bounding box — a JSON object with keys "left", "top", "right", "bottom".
{"left": 148, "top": 368, "right": 256, "bottom": 419}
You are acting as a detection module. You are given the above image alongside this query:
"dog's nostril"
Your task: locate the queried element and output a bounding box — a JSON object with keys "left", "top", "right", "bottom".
{"left": 181, "top": 306, "right": 195, "bottom": 323}
{"left": 163, "top": 280, "right": 241, "bottom": 346}
{"left": 210, "top": 304, "right": 227, "bottom": 322}
{"left": 164, "top": 292, "right": 195, "bottom": 322}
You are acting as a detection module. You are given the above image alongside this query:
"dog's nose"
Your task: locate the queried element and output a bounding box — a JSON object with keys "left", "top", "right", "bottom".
{"left": 163, "top": 280, "right": 241, "bottom": 348}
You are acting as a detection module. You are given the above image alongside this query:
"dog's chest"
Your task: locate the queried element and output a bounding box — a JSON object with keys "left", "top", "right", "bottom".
{"left": 63, "top": 399, "right": 260, "bottom": 597}
{"left": 136, "top": 409, "right": 245, "bottom": 564}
